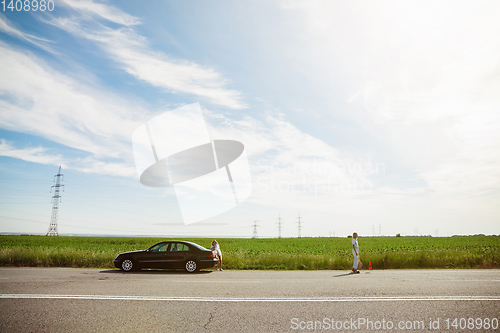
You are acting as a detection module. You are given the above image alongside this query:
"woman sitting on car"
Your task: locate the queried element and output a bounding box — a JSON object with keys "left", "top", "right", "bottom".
{"left": 210, "top": 240, "right": 223, "bottom": 271}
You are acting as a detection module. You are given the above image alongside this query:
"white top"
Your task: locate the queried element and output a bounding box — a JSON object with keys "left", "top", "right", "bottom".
{"left": 352, "top": 238, "right": 359, "bottom": 252}
{"left": 211, "top": 243, "right": 222, "bottom": 257}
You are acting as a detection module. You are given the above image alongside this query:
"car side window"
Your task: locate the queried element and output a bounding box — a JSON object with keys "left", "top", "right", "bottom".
{"left": 150, "top": 243, "right": 169, "bottom": 252}
{"left": 158, "top": 244, "right": 170, "bottom": 252}
{"left": 170, "top": 243, "right": 190, "bottom": 251}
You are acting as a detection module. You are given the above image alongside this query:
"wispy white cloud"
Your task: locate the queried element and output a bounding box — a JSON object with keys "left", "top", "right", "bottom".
{"left": 0, "top": 41, "right": 145, "bottom": 173}
{"left": 0, "top": 14, "right": 55, "bottom": 53}
{"left": 60, "top": 0, "right": 140, "bottom": 26}
{"left": 71, "top": 156, "right": 136, "bottom": 177}
{"left": 203, "top": 109, "right": 379, "bottom": 214}
{"left": 0, "top": 139, "right": 63, "bottom": 165}
{"left": 47, "top": 1, "right": 246, "bottom": 109}
{"left": 0, "top": 38, "right": 354, "bottom": 188}
{"left": 0, "top": 139, "right": 136, "bottom": 177}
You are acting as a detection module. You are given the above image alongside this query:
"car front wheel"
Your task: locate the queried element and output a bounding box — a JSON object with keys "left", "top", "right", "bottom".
{"left": 185, "top": 260, "right": 199, "bottom": 273}
{"left": 121, "top": 259, "right": 134, "bottom": 272}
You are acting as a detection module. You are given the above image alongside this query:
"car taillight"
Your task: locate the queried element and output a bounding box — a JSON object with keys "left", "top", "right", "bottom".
{"left": 208, "top": 251, "right": 216, "bottom": 258}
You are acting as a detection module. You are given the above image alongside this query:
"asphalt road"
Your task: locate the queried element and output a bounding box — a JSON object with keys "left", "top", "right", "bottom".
{"left": 0, "top": 268, "right": 499, "bottom": 332}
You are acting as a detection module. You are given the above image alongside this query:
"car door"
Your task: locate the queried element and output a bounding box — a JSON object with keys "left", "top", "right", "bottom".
{"left": 140, "top": 242, "right": 170, "bottom": 268}
{"left": 164, "top": 242, "right": 191, "bottom": 268}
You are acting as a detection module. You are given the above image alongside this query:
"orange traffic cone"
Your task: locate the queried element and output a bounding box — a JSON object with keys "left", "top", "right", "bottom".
{"left": 369, "top": 261, "right": 372, "bottom": 270}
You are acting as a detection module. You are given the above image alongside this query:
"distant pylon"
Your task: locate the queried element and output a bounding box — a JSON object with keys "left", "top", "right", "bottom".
{"left": 297, "top": 212, "right": 302, "bottom": 238}
{"left": 252, "top": 220, "right": 259, "bottom": 239}
{"left": 277, "top": 214, "right": 282, "bottom": 238}
{"left": 46, "top": 166, "right": 64, "bottom": 236}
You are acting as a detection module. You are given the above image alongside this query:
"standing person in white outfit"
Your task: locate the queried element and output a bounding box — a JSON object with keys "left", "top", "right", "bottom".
{"left": 211, "top": 240, "right": 223, "bottom": 271}
{"left": 352, "top": 232, "right": 360, "bottom": 273}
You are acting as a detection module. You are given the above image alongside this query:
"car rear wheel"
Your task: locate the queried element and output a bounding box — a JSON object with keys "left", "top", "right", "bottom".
{"left": 185, "top": 260, "right": 199, "bottom": 273}
{"left": 121, "top": 259, "right": 134, "bottom": 272}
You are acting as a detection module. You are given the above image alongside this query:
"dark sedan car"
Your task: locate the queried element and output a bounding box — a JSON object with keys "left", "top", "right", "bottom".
{"left": 113, "top": 241, "right": 218, "bottom": 273}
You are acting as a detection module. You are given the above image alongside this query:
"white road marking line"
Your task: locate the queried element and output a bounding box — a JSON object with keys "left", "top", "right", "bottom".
{"left": 169, "top": 280, "right": 263, "bottom": 283}
{"left": 446, "top": 280, "right": 500, "bottom": 282}
{"left": 0, "top": 294, "right": 499, "bottom": 302}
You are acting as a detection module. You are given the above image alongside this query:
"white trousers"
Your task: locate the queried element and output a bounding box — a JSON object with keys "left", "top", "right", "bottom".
{"left": 352, "top": 249, "right": 358, "bottom": 269}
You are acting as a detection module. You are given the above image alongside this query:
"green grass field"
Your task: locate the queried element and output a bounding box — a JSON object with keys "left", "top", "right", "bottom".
{"left": 0, "top": 235, "right": 498, "bottom": 270}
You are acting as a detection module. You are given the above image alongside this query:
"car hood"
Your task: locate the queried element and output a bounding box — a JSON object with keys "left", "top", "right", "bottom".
{"left": 117, "top": 250, "right": 147, "bottom": 256}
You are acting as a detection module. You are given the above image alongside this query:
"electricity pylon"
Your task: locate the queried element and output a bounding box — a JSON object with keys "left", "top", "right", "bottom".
{"left": 46, "top": 166, "right": 64, "bottom": 236}
{"left": 297, "top": 212, "right": 302, "bottom": 238}
{"left": 252, "top": 220, "right": 259, "bottom": 239}
{"left": 277, "top": 214, "right": 282, "bottom": 238}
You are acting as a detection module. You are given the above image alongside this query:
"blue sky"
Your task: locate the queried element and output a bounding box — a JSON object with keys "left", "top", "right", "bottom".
{"left": 1, "top": 0, "right": 499, "bottom": 237}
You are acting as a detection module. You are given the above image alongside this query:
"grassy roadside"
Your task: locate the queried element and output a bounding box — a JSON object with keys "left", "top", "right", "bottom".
{"left": 0, "top": 235, "right": 498, "bottom": 270}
